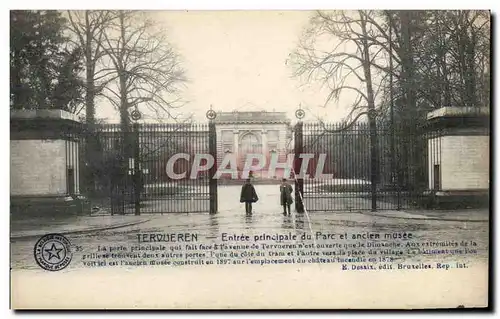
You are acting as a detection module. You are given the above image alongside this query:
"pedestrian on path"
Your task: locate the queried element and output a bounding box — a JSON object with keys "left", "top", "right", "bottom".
{"left": 280, "top": 178, "right": 294, "bottom": 216}
{"left": 240, "top": 178, "right": 258, "bottom": 215}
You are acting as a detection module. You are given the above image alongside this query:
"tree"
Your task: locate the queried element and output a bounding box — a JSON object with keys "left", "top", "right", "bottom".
{"left": 408, "top": 10, "right": 490, "bottom": 108}
{"left": 69, "top": 10, "right": 187, "bottom": 201}
{"left": 290, "top": 10, "right": 387, "bottom": 210}
{"left": 10, "top": 10, "right": 84, "bottom": 112}
{"left": 67, "top": 10, "right": 116, "bottom": 124}
{"left": 379, "top": 10, "right": 490, "bottom": 191}
{"left": 378, "top": 10, "right": 490, "bottom": 114}
{"left": 66, "top": 10, "right": 117, "bottom": 196}
{"left": 291, "top": 10, "right": 491, "bottom": 198}
{"left": 99, "top": 10, "right": 187, "bottom": 132}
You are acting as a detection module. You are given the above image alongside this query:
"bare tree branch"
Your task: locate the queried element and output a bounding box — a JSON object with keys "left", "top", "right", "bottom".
{"left": 98, "top": 10, "right": 187, "bottom": 128}
{"left": 290, "top": 10, "right": 401, "bottom": 122}
{"left": 66, "top": 10, "right": 117, "bottom": 123}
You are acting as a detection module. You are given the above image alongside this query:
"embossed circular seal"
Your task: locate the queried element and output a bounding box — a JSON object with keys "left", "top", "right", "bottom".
{"left": 33, "top": 234, "right": 73, "bottom": 271}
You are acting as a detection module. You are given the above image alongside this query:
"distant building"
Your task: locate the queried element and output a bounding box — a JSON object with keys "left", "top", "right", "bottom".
{"left": 213, "top": 111, "right": 292, "bottom": 179}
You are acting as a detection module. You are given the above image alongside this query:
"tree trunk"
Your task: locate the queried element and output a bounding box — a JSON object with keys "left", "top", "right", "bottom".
{"left": 118, "top": 11, "right": 129, "bottom": 134}
{"left": 465, "top": 22, "right": 478, "bottom": 106}
{"left": 359, "top": 12, "right": 379, "bottom": 211}
{"left": 83, "top": 11, "right": 98, "bottom": 196}
{"left": 437, "top": 15, "right": 452, "bottom": 106}
{"left": 11, "top": 53, "right": 23, "bottom": 109}
{"left": 85, "top": 11, "right": 95, "bottom": 125}
{"left": 399, "top": 11, "right": 420, "bottom": 191}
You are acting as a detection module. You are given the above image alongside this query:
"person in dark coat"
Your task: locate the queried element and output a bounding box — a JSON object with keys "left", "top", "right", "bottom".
{"left": 240, "top": 178, "right": 258, "bottom": 214}
{"left": 280, "top": 178, "right": 294, "bottom": 215}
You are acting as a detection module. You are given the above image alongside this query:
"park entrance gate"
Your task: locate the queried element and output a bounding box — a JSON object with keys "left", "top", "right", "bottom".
{"left": 83, "top": 121, "right": 218, "bottom": 215}
{"left": 293, "top": 120, "right": 429, "bottom": 212}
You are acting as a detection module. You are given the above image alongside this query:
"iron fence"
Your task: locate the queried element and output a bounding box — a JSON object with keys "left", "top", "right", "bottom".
{"left": 295, "top": 121, "right": 435, "bottom": 211}
{"left": 77, "top": 118, "right": 450, "bottom": 214}
{"left": 81, "top": 122, "right": 216, "bottom": 215}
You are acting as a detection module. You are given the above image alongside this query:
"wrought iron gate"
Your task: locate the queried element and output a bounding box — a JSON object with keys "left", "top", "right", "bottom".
{"left": 294, "top": 120, "right": 428, "bottom": 212}
{"left": 83, "top": 121, "right": 218, "bottom": 215}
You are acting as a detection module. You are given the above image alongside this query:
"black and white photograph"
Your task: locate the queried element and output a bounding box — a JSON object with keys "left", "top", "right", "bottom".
{"left": 9, "top": 8, "right": 491, "bottom": 309}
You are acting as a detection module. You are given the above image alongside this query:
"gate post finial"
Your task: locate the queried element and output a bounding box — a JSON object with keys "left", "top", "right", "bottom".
{"left": 295, "top": 104, "right": 305, "bottom": 120}
{"left": 130, "top": 108, "right": 142, "bottom": 122}
{"left": 206, "top": 104, "right": 217, "bottom": 120}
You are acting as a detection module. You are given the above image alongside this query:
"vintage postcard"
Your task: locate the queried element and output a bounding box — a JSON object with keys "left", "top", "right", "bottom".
{"left": 10, "top": 9, "right": 490, "bottom": 309}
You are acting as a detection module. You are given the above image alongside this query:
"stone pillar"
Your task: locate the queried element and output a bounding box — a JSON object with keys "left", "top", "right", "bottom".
{"left": 233, "top": 130, "right": 239, "bottom": 156}
{"left": 233, "top": 130, "right": 239, "bottom": 173}
{"left": 424, "top": 106, "right": 489, "bottom": 208}
{"left": 261, "top": 129, "right": 268, "bottom": 156}
{"left": 261, "top": 129, "right": 268, "bottom": 177}
{"left": 10, "top": 109, "right": 89, "bottom": 217}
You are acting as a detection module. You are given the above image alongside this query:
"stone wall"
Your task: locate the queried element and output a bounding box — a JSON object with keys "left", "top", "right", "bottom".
{"left": 426, "top": 107, "right": 489, "bottom": 193}
{"left": 10, "top": 109, "right": 87, "bottom": 216}
{"left": 440, "top": 135, "right": 489, "bottom": 190}
{"left": 10, "top": 140, "right": 67, "bottom": 196}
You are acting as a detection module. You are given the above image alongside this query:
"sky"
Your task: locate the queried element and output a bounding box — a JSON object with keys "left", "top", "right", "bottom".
{"left": 95, "top": 11, "right": 354, "bottom": 124}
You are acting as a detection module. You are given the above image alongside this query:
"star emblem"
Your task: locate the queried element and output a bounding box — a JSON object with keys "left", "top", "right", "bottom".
{"left": 44, "top": 243, "right": 63, "bottom": 261}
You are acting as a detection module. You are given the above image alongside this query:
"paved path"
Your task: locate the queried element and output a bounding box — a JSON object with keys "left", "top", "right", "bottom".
{"left": 218, "top": 184, "right": 284, "bottom": 214}
{"left": 363, "top": 209, "right": 489, "bottom": 222}
{"left": 10, "top": 185, "right": 488, "bottom": 239}
{"left": 11, "top": 216, "right": 150, "bottom": 240}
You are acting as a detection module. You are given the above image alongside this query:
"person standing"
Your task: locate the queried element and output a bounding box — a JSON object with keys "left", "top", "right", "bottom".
{"left": 240, "top": 178, "right": 258, "bottom": 214}
{"left": 280, "top": 178, "right": 294, "bottom": 216}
